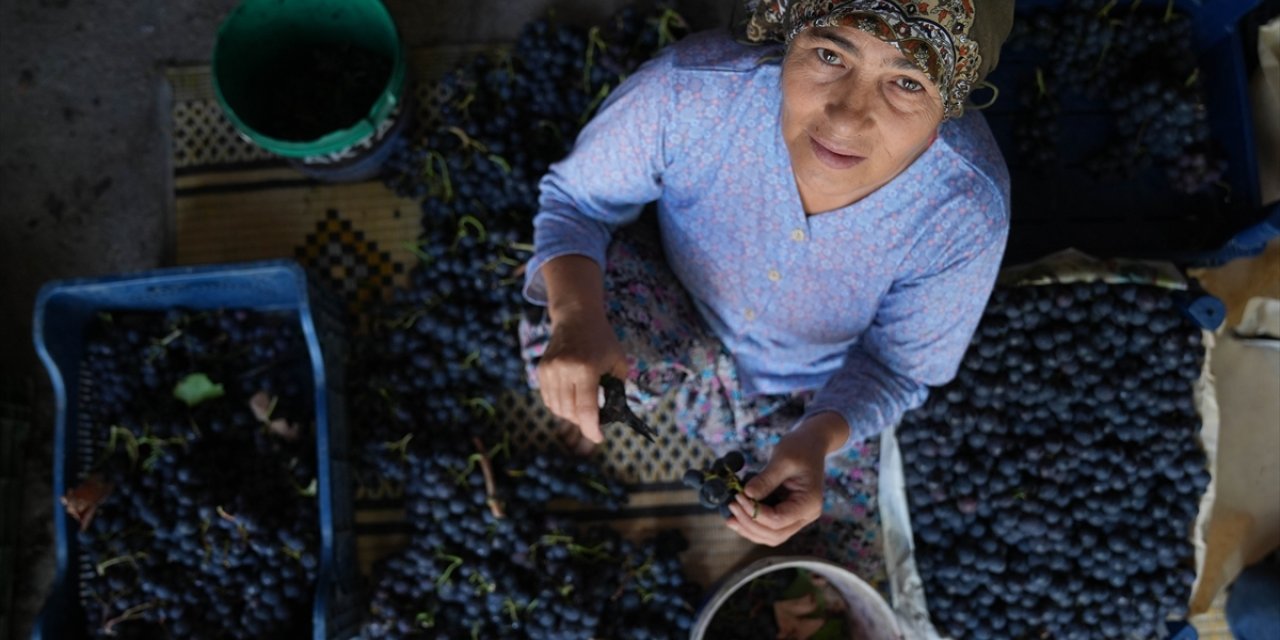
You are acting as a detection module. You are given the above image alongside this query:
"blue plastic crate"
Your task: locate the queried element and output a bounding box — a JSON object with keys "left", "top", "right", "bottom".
{"left": 984, "top": 0, "right": 1263, "bottom": 263}
{"left": 30, "top": 260, "right": 361, "bottom": 640}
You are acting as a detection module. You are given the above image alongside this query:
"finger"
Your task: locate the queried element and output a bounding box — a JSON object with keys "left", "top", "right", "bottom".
{"left": 555, "top": 419, "right": 599, "bottom": 457}
{"left": 536, "top": 367, "right": 558, "bottom": 415}
{"left": 736, "top": 491, "right": 819, "bottom": 531}
{"left": 728, "top": 503, "right": 809, "bottom": 547}
{"left": 543, "top": 385, "right": 568, "bottom": 422}
{"left": 571, "top": 381, "right": 603, "bottom": 444}
{"left": 725, "top": 509, "right": 794, "bottom": 547}
{"left": 610, "top": 357, "right": 630, "bottom": 381}
{"left": 742, "top": 459, "right": 789, "bottom": 503}
{"left": 553, "top": 373, "right": 576, "bottom": 424}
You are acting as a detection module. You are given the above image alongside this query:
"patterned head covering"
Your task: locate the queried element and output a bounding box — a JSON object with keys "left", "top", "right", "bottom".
{"left": 742, "top": 0, "right": 1013, "bottom": 119}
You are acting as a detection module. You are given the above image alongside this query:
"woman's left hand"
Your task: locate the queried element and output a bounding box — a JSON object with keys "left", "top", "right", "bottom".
{"left": 725, "top": 412, "right": 850, "bottom": 546}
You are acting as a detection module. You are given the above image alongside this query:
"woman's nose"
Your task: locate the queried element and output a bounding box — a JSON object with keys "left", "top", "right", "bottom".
{"left": 825, "top": 77, "right": 873, "bottom": 131}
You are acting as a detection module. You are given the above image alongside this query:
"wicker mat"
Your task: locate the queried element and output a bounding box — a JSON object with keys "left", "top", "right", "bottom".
{"left": 165, "top": 48, "right": 757, "bottom": 590}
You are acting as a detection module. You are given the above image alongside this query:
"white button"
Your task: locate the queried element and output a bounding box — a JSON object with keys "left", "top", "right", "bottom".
{"left": 767, "top": 269, "right": 781, "bottom": 282}
{"left": 791, "top": 229, "right": 806, "bottom": 242}
{"left": 744, "top": 309, "right": 756, "bottom": 321}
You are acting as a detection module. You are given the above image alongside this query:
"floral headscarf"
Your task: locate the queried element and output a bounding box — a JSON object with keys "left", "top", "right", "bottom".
{"left": 742, "top": 0, "right": 1013, "bottom": 119}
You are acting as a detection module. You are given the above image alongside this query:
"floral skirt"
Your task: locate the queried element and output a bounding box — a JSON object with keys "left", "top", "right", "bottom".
{"left": 519, "top": 220, "right": 885, "bottom": 584}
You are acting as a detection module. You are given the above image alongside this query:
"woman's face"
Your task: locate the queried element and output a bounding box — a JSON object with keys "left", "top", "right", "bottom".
{"left": 781, "top": 25, "right": 945, "bottom": 213}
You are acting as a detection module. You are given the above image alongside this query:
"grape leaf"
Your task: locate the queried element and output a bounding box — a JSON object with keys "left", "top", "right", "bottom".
{"left": 173, "top": 373, "right": 225, "bottom": 407}
{"left": 249, "top": 391, "right": 276, "bottom": 422}
{"left": 809, "top": 619, "right": 847, "bottom": 640}
{"left": 60, "top": 474, "right": 113, "bottom": 532}
{"left": 269, "top": 418, "right": 300, "bottom": 441}
{"left": 773, "top": 593, "right": 825, "bottom": 640}
{"left": 781, "top": 568, "right": 817, "bottom": 600}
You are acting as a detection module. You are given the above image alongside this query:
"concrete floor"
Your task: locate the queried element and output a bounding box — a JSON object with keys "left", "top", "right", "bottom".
{"left": 0, "top": 1, "right": 731, "bottom": 637}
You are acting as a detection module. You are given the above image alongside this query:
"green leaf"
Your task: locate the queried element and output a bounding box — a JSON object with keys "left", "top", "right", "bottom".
{"left": 811, "top": 618, "right": 847, "bottom": 640}
{"left": 173, "top": 373, "right": 225, "bottom": 407}
{"left": 781, "top": 568, "right": 817, "bottom": 600}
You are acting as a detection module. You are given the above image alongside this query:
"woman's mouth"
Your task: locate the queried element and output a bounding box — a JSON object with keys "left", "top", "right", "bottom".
{"left": 808, "top": 135, "right": 865, "bottom": 171}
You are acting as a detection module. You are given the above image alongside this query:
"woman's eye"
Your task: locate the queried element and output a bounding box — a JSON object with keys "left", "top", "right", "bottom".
{"left": 815, "top": 48, "right": 841, "bottom": 66}
{"left": 895, "top": 77, "right": 924, "bottom": 92}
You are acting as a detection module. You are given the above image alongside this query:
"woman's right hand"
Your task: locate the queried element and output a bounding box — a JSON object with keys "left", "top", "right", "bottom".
{"left": 536, "top": 310, "right": 629, "bottom": 445}
{"left": 536, "top": 254, "right": 628, "bottom": 445}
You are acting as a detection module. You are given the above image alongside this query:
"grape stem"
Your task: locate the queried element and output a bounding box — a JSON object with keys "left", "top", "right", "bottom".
{"left": 403, "top": 240, "right": 434, "bottom": 264}
{"left": 472, "top": 437, "right": 506, "bottom": 519}
{"left": 435, "top": 552, "right": 464, "bottom": 586}
{"left": 101, "top": 601, "right": 156, "bottom": 634}
{"left": 583, "top": 25, "right": 609, "bottom": 92}
{"left": 656, "top": 8, "right": 688, "bottom": 48}
{"left": 383, "top": 433, "right": 414, "bottom": 462}
{"left": 447, "top": 126, "right": 488, "bottom": 154}
{"left": 95, "top": 551, "right": 148, "bottom": 576}
{"left": 423, "top": 150, "right": 453, "bottom": 201}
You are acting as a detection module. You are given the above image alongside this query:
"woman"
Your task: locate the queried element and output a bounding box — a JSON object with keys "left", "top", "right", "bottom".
{"left": 522, "top": 0, "right": 1014, "bottom": 553}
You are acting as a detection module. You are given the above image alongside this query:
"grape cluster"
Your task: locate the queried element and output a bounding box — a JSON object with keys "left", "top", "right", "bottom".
{"left": 74, "top": 309, "right": 320, "bottom": 638}
{"left": 1006, "top": 1, "right": 1225, "bottom": 193}
{"left": 898, "top": 282, "right": 1209, "bottom": 639}
{"left": 350, "top": 226, "right": 531, "bottom": 468}
{"left": 361, "top": 439, "right": 696, "bottom": 639}
{"left": 682, "top": 451, "right": 749, "bottom": 517}
{"left": 354, "top": 3, "right": 689, "bottom": 478}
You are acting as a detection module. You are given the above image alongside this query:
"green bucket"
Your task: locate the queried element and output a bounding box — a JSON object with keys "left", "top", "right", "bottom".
{"left": 212, "top": 0, "right": 407, "bottom": 161}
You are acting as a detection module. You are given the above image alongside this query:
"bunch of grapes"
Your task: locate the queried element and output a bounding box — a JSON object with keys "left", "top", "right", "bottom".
{"left": 1006, "top": 1, "right": 1225, "bottom": 193}
{"left": 360, "top": 439, "right": 696, "bottom": 639}
{"left": 682, "top": 450, "right": 749, "bottom": 517}
{"left": 73, "top": 309, "right": 320, "bottom": 638}
{"left": 899, "top": 281, "right": 1209, "bottom": 639}
{"left": 350, "top": 222, "right": 531, "bottom": 476}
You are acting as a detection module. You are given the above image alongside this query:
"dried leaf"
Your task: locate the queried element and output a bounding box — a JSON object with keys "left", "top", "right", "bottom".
{"left": 773, "top": 593, "right": 825, "bottom": 640}
{"left": 249, "top": 391, "right": 276, "bottom": 423}
{"left": 269, "top": 419, "right": 300, "bottom": 441}
{"left": 60, "top": 474, "right": 113, "bottom": 532}
{"left": 172, "top": 373, "right": 225, "bottom": 407}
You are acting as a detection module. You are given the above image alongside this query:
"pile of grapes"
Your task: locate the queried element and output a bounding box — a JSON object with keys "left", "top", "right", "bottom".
{"left": 898, "top": 281, "right": 1209, "bottom": 639}
{"left": 361, "top": 436, "right": 697, "bottom": 639}
{"left": 353, "top": 2, "right": 690, "bottom": 473}
{"left": 350, "top": 7, "right": 701, "bottom": 638}
{"left": 1007, "top": 0, "right": 1226, "bottom": 194}
{"left": 70, "top": 309, "right": 321, "bottom": 638}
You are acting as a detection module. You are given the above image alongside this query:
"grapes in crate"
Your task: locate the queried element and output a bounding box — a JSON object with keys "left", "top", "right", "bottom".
{"left": 899, "top": 281, "right": 1209, "bottom": 639}
{"left": 1006, "top": 1, "right": 1226, "bottom": 194}
{"left": 67, "top": 308, "right": 320, "bottom": 639}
